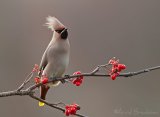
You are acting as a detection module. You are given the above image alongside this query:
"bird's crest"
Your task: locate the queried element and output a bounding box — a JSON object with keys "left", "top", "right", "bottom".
{"left": 45, "top": 16, "right": 65, "bottom": 31}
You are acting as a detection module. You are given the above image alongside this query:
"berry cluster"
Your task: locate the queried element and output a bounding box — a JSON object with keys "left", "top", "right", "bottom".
{"left": 108, "top": 58, "right": 126, "bottom": 80}
{"left": 65, "top": 103, "right": 80, "bottom": 116}
{"left": 34, "top": 75, "right": 49, "bottom": 84}
{"left": 34, "top": 77, "right": 40, "bottom": 84}
{"left": 32, "top": 64, "right": 49, "bottom": 84}
{"left": 72, "top": 71, "right": 84, "bottom": 86}
{"left": 41, "top": 76, "right": 49, "bottom": 84}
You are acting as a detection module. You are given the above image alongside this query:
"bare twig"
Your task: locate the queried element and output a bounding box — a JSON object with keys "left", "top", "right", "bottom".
{"left": 90, "top": 63, "right": 110, "bottom": 74}
{"left": 17, "top": 72, "right": 34, "bottom": 91}
{"left": 119, "top": 66, "right": 160, "bottom": 77}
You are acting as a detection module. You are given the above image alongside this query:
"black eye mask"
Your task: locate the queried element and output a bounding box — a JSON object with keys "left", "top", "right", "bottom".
{"left": 55, "top": 28, "right": 68, "bottom": 39}
{"left": 55, "top": 28, "right": 65, "bottom": 33}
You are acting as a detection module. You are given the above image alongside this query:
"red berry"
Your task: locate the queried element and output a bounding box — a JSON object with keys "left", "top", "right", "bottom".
{"left": 111, "top": 73, "right": 119, "bottom": 80}
{"left": 65, "top": 103, "right": 80, "bottom": 116}
{"left": 111, "top": 67, "right": 116, "bottom": 73}
{"left": 72, "top": 104, "right": 80, "bottom": 110}
{"left": 74, "top": 79, "right": 82, "bottom": 86}
{"left": 42, "top": 77, "right": 48, "bottom": 84}
{"left": 72, "top": 104, "right": 77, "bottom": 108}
{"left": 108, "top": 58, "right": 126, "bottom": 80}
{"left": 114, "top": 63, "right": 118, "bottom": 67}
{"left": 65, "top": 105, "right": 69, "bottom": 109}
{"left": 79, "top": 76, "right": 83, "bottom": 80}
{"left": 118, "top": 64, "right": 126, "bottom": 70}
{"left": 65, "top": 109, "right": 70, "bottom": 116}
{"left": 111, "top": 74, "right": 116, "bottom": 80}
{"left": 76, "top": 78, "right": 82, "bottom": 82}
{"left": 73, "top": 71, "right": 83, "bottom": 79}
{"left": 70, "top": 107, "right": 76, "bottom": 114}
{"left": 75, "top": 81, "right": 81, "bottom": 86}
{"left": 73, "top": 80, "right": 76, "bottom": 84}
{"left": 72, "top": 71, "right": 83, "bottom": 86}
{"left": 73, "top": 71, "right": 81, "bottom": 75}
{"left": 34, "top": 77, "right": 40, "bottom": 84}
{"left": 116, "top": 67, "right": 122, "bottom": 72}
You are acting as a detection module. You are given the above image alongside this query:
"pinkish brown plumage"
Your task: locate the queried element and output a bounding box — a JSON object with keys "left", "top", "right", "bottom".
{"left": 38, "top": 16, "right": 70, "bottom": 106}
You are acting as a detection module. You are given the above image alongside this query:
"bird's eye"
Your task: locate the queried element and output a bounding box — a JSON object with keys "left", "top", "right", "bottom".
{"left": 55, "top": 28, "right": 65, "bottom": 33}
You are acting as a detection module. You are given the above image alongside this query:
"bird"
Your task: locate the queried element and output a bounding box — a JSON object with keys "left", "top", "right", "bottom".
{"left": 38, "top": 16, "right": 70, "bottom": 106}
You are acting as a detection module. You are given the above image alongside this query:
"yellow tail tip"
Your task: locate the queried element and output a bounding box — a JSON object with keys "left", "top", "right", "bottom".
{"left": 39, "top": 101, "right": 45, "bottom": 107}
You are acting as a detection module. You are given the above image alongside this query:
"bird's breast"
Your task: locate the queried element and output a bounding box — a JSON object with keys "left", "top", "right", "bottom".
{"left": 43, "top": 45, "right": 69, "bottom": 78}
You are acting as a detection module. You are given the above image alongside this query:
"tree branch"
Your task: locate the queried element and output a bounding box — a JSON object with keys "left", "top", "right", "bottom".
{"left": 119, "top": 66, "right": 160, "bottom": 77}
{"left": 29, "top": 94, "right": 87, "bottom": 117}
{"left": 0, "top": 63, "right": 160, "bottom": 117}
{"left": 0, "top": 90, "right": 33, "bottom": 97}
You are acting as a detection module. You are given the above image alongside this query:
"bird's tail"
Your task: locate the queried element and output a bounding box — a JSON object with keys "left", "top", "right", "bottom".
{"left": 39, "top": 85, "right": 50, "bottom": 107}
{"left": 39, "top": 81, "right": 60, "bottom": 106}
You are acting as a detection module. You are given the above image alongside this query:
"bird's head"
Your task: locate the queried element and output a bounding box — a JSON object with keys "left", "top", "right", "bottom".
{"left": 55, "top": 28, "right": 68, "bottom": 40}
{"left": 45, "top": 16, "right": 68, "bottom": 40}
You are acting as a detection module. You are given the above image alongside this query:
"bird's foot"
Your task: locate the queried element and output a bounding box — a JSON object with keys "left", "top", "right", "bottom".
{"left": 60, "top": 75, "right": 70, "bottom": 84}
{"left": 64, "top": 74, "right": 70, "bottom": 78}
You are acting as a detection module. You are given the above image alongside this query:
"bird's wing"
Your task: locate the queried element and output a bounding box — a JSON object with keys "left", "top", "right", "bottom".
{"left": 38, "top": 50, "right": 48, "bottom": 76}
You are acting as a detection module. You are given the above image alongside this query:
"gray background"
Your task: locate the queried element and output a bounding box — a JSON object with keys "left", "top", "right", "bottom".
{"left": 0, "top": 0, "right": 160, "bottom": 117}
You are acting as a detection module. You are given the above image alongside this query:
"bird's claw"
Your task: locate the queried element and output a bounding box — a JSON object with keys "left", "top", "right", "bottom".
{"left": 64, "top": 74, "right": 70, "bottom": 78}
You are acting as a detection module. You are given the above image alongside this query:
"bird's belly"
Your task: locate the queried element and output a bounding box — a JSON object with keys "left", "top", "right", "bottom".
{"left": 42, "top": 60, "right": 68, "bottom": 87}
{"left": 51, "top": 65, "right": 66, "bottom": 77}
{"left": 43, "top": 54, "right": 69, "bottom": 78}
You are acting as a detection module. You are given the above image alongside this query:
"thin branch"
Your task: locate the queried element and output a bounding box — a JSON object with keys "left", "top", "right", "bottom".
{"left": 29, "top": 94, "right": 65, "bottom": 112}
{"left": 90, "top": 63, "right": 110, "bottom": 74}
{"left": 29, "top": 94, "right": 87, "bottom": 117}
{"left": 17, "top": 72, "right": 34, "bottom": 91}
{"left": 51, "top": 65, "right": 160, "bottom": 82}
{"left": 119, "top": 66, "right": 160, "bottom": 77}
